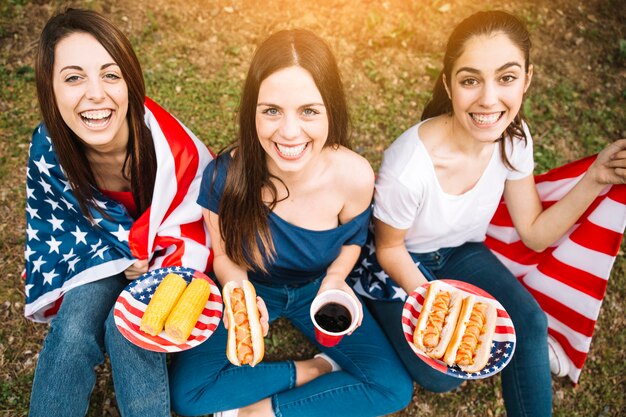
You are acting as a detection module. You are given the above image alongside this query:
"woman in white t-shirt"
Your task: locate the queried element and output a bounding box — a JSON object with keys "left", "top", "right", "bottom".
{"left": 351, "top": 10, "right": 626, "bottom": 417}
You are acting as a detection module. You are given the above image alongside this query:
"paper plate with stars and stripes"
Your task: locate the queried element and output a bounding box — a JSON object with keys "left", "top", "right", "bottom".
{"left": 114, "top": 266, "right": 222, "bottom": 352}
{"left": 402, "top": 279, "right": 516, "bottom": 379}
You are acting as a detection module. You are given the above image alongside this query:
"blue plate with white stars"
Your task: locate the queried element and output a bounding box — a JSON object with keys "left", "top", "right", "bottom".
{"left": 402, "top": 279, "right": 516, "bottom": 379}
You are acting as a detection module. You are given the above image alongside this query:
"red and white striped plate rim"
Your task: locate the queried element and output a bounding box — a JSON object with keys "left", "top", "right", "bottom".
{"left": 402, "top": 279, "right": 516, "bottom": 379}
{"left": 114, "top": 266, "right": 222, "bottom": 352}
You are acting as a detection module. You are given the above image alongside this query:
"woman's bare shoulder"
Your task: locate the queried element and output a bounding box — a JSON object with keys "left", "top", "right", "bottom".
{"left": 326, "top": 146, "right": 375, "bottom": 215}
{"left": 330, "top": 146, "right": 374, "bottom": 188}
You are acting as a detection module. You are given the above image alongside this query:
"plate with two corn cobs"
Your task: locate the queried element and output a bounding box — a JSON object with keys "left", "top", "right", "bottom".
{"left": 402, "top": 279, "right": 516, "bottom": 379}
{"left": 114, "top": 266, "right": 223, "bottom": 352}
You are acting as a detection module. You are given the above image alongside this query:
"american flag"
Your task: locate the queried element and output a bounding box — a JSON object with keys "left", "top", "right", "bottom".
{"left": 486, "top": 155, "right": 626, "bottom": 384}
{"left": 24, "top": 97, "right": 213, "bottom": 323}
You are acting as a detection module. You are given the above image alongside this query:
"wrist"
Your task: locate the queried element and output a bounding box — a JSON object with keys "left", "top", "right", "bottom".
{"left": 322, "top": 272, "right": 347, "bottom": 284}
{"left": 580, "top": 168, "right": 607, "bottom": 193}
{"left": 319, "top": 274, "right": 349, "bottom": 293}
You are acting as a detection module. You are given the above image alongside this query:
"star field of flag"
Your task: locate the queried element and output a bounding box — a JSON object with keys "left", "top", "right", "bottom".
{"left": 348, "top": 226, "right": 434, "bottom": 302}
{"left": 24, "top": 124, "right": 136, "bottom": 322}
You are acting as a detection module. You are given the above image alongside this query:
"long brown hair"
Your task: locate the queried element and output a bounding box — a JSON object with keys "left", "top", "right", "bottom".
{"left": 219, "top": 28, "right": 350, "bottom": 271}
{"left": 35, "top": 8, "right": 156, "bottom": 217}
{"left": 421, "top": 10, "right": 532, "bottom": 169}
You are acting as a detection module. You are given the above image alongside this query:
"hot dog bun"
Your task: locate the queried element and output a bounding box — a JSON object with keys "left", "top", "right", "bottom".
{"left": 443, "top": 294, "right": 497, "bottom": 373}
{"left": 222, "top": 280, "right": 264, "bottom": 367}
{"left": 413, "top": 281, "right": 463, "bottom": 359}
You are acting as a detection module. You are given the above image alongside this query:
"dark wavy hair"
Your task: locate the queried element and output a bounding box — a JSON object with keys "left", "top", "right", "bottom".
{"left": 219, "top": 28, "right": 350, "bottom": 271}
{"left": 422, "top": 10, "right": 532, "bottom": 169}
{"left": 35, "top": 8, "right": 156, "bottom": 217}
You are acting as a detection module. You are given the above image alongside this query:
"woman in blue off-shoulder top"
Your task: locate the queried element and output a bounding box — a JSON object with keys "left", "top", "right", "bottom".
{"left": 169, "top": 28, "right": 412, "bottom": 417}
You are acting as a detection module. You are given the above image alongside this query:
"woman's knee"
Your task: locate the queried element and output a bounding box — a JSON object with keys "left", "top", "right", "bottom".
{"left": 170, "top": 395, "right": 192, "bottom": 417}
{"left": 514, "top": 300, "right": 548, "bottom": 341}
{"left": 399, "top": 347, "right": 462, "bottom": 393}
{"left": 44, "top": 312, "right": 104, "bottom": 358}
{"left": 414, "top": 375, "right": 462, "bottom": 393}
{"left": 170, "top": 378, "right": 203, "bottom": 417}
{"left": 368, "top": 363, "right": 414, "bottom": 412}
{"left": 169, "top": 355, "right": 214, "bottom": 415}
{"left": 169, "top": 372, "right": 190, "bottom": 415}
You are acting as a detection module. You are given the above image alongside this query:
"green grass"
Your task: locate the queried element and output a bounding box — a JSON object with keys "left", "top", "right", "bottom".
{"left": 524, "top": 75, "right": 625, "bottom": 171}
{"left": 1, "top": 0, "right": 625, "bottom": 416}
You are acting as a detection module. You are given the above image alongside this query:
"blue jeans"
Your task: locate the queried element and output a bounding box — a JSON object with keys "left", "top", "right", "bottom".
{"left": 29, "top": 274, "right": 170, "bottom": 417}
{"left": 364, "top": 242, "right": 551, "bottom": 417}
{"left": 169, "top": 277, "right": 413, "bottom": 417}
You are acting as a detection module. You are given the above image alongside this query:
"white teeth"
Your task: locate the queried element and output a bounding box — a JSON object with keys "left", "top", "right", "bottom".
{"left": 471, "top": 112, "right": 501, "bottom": 125}
{"left": 276, "top": 143, "right": 307, "bottom": 157}
{"left": 80, "top": 109, "right": 112, "bottom": 120}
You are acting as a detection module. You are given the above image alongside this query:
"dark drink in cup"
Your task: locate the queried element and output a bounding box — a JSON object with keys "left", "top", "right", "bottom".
{"left": 314, "top": 302, "right": 352, "bottom": 333}
{"left": 310, "top": 289, "right": 360, "bottom": 347}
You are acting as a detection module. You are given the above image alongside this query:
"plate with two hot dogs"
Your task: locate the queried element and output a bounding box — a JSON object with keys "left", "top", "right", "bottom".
{"left": 402, "top": 279, "right": 516, "bottom": 379}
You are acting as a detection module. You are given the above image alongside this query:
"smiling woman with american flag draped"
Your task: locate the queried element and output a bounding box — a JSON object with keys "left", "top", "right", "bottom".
{"left": 24, "top": 8, "right": 212, "bottom": 417}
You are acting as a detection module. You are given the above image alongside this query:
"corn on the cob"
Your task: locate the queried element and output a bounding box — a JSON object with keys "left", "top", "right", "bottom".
{"left": 140, "top": 273, "right": 187, "bottom": 336}
{"left": 165, "top": 278, "right": 212, "bottom": 343}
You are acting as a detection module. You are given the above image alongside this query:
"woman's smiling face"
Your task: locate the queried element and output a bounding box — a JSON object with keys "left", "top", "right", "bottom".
{"left": 446, "top": 32, "right": 532, "bottom": 143}
{"left": 255, "top": 65, "right": 329, "bottom": 175}
{"left": 52, "top": 32, "right": 129, "bottom": 152}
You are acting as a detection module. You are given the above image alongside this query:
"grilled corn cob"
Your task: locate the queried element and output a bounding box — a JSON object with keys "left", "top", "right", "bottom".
{"left": 165, "top": 278, "right": 212, "bottom": 343}
{"left": 140, "top": 273, "right": 187, "bottom": 336}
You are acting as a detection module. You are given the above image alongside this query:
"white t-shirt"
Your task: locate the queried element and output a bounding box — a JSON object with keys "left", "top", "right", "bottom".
{"left": 373, "top": 120, "right": 534, "bottom": 253}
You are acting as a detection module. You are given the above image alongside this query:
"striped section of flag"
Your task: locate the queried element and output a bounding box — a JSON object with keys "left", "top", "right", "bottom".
{"left": 485, "top": 155, "right": 626, "bottom": 383}
{"left": 130, "top": 97, "right": 211, "bottom": 270}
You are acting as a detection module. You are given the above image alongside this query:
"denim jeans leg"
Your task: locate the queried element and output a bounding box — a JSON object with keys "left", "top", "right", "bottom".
{"left": 438, "top": 242, "right": 552, "bottom": 417}
{"left": 270, "top": 280, "right": 413, "bottom": 417}
{"left": 363, "top": 298, "right": 463, "bottom": 393}
{"left": 104, "top": 309, "right": 170, "bottom": 417}
{"left": 29, "top": 275, "right": 127, "bottom": 417}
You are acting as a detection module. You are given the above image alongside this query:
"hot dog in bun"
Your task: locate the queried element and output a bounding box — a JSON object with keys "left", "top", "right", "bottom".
{"left": 443, "top": 294, "right": 497, "bottom": 373}
{"left": 413, "top": 281, "right": 463, "bottom": 359}
{"left": 222, "top": 280, "right": 264, "bottom": 367}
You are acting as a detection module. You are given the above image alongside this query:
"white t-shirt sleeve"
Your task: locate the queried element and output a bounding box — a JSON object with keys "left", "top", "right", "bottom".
{"left": 506, "top": 125, "right": 535, "bottom": 180}
{"left": 373, "top": 127, "right": 424, "bottom": 230}
{"left": 373, "top": 171, "right": 421, "bottom": 230}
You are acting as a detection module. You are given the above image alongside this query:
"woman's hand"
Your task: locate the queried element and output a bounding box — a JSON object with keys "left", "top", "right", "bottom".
{"left": 124, "top": 259, "right": 149, "bottom": 280}
{"left": 587, "top": 138, "right": 626, "bottom": 185}
{"left": 317, "top": 278, "right": 363, "bottom": 333}
{"left": 223, "top": 295, "right": 270, "bottom": 337}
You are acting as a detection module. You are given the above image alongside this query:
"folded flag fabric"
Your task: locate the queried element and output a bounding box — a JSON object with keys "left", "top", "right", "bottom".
{"left": 24, "top": 97, "right": 213, "bottom": 323}
{"left": 486, "top": 155, "right": 626, "bottom": 384}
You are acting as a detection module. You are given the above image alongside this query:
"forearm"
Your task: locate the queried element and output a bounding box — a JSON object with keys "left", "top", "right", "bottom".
{"left": 321, "top": 245, "right": 361, "bottom": 286}
{"left": 376, "top": 244, "right": 428, "bottom": 294}
{"left": 203, "top": 208, "right": 249, "bottom": 286}
{"left": 212, "top": 253, "right": 249, "bottom": 287}
{"left": 520, "top": 173, "right": 606, "bottom": 251}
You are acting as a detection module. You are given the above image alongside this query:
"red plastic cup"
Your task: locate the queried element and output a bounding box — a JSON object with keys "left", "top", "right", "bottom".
{"left": 310, "top": 289, "right": 360, "bottom": 347}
